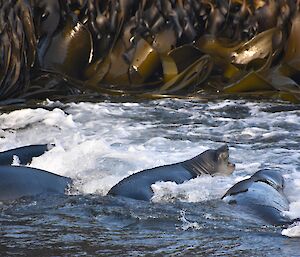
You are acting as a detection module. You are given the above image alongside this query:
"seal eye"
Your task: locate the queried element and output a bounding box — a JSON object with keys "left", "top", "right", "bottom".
{"left": 41, "top": 12, "right": 49, "bottom": 21}
{"left": 219, "top": 151, "right": 229, "bottom": 161}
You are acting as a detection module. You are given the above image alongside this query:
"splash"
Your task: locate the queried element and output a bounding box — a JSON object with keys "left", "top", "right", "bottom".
{"left": 282, "top": 222, "right": 300, "bottom": 238}
{"left": 179, "top": 210, "right": 202, "bottom": 231}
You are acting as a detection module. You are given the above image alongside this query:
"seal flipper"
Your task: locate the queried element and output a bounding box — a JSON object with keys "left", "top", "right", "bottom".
{"left": 0, "top": 144, "right": 54, "bottom": 165}
{"left": 221, "top": 178, "right": 253, "bottom": 198}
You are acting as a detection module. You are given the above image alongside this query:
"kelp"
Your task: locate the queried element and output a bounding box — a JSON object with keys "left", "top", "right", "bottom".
{"left": 1, "top": 0, "right": 300, "bottom": 102}
{"left": 0, "top": 0, "right": 36, "bottom": 98}
{"left": 42, "top": 19, "right": 93, "bottom": 78}
{"left": 159, "top": 55, "right": 213, "bottom": 93}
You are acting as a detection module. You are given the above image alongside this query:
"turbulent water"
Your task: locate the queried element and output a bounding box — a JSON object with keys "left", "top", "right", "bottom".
{"left": 0, "top": 99, "right": 300, "bottom": 256}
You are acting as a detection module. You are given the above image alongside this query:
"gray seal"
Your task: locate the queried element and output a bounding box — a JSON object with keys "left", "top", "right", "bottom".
{"left": 0, "top": 165, "right": 72, "bottom": 201}
{"left": 0, "top": 144, "right": 53, "bottom": 165}
{"left": 108, "top": 144, "right": 235, "bottom": 201}
{"left": 222, "top": 169, "right": 293, "bottom": 225}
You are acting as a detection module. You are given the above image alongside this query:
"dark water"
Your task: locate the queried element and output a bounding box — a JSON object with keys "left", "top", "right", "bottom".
{"left": 0, "top": 99, "right": 300, "bottom": 256}
{"left": 0, "top": 195, "right": 299, "bottom": 256}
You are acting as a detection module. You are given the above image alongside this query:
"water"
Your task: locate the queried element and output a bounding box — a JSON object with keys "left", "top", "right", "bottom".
{"left": 0, "top": 99, "right": 300, "bottom": 256}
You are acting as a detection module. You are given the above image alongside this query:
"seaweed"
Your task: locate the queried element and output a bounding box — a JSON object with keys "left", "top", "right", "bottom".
{"left": 0, "top": 0, "right": 300, "bottom": 102}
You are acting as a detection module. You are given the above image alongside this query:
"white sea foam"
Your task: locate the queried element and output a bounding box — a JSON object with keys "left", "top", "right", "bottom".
{"left": 179, "top": 210, "right": 202, "bottom": 230}
{"left": 151, "top": 175, "right": 242, "bottom": 203}
{"left": 282, "top": 222, "right": 300, "bottom": 237}
{"left": 0, "top": 99, "right": 300, "bottom": 237}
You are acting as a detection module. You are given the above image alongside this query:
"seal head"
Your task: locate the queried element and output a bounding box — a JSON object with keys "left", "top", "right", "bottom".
{"left": 182, "top": 144, "right": 235, "bottom": 176}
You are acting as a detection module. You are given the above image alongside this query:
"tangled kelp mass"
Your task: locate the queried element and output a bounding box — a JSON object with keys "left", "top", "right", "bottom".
{"left": 1, "top": 0, "right": 300, "bottom": 102}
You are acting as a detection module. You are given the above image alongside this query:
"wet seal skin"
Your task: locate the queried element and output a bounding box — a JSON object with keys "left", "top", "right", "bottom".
{"left": 0, "top": 144, "right": 54, "bottom": 165}
{"left": 0, "top": 144, "right": 71, "bottom": 201}
{"left": 222, "top": 169, "right": 297, "bottom": 226}
{"left": 0, "top": 166, "right": 72, "bottom": 201}
{"left": 108, "top": 144, "right": 235, "bottom": 201}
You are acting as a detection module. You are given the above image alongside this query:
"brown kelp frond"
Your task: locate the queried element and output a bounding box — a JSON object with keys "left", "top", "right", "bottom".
{"left": 0, "top": 0, "right": 36, "bottom": 99}
{"left": 0, "top": 0, "right": 300, "bottom": 102}
{"left": 159, "top": 55, "right": 213, "bottom": 93}
{"left": 42, "top": 19, "right": 93, "bottom": 79}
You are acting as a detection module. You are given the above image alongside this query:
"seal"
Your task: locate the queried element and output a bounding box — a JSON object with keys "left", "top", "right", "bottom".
{"left": 0, "top": 166, "right": 72, "bottom": 201}
{"left": 108, "top": 144, "right": 235, "bottom": 201}
{"left": 0, "top": 144, "right": 53, "bottom": 165}
{"left": 222, "top": 169, "right": 292, "bottom": 225}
